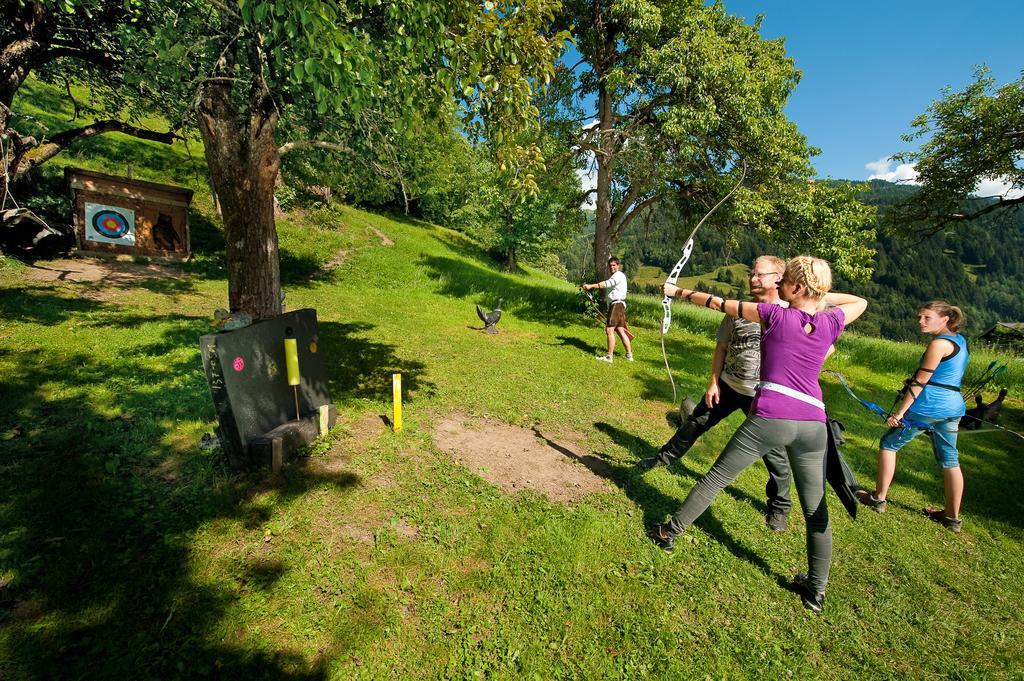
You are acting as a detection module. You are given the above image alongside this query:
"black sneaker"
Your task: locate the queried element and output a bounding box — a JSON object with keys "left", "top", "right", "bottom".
{"left": 793, "top": 573, "right": 825, "bottom": 614}
{"left": 638, "top": 450, "right": 673, "bottom": 472}
{"left": 857, "top": 490, "right": 888, "bottom": 513}
{"left": 923, "top": 507, "right": 963, "bottom": 533}
{"left": 649, "top": 523, "right": 676, "bottom": 552}
{"left": 765, "top": 511, "right": 788, "bottom": 533}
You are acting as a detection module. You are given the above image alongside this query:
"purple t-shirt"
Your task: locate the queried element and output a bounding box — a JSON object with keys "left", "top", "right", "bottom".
{"left": 750, "top": 303, "right": 846, "bottom": 422}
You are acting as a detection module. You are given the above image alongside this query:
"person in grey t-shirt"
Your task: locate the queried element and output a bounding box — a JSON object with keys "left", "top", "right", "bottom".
{"left": 639, "top": 256, "right": 794, "bottom": 532}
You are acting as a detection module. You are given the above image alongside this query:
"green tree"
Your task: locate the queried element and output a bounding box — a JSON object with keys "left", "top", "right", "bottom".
{"left": 135, "top": 0, "right": 568, "bottom": 319}
{"left": 490, "top": 128, "right": 585, "bottom": 271}
{"left": 555, "top": 0, "right": 875, "bottom": 280}
{"left": 442, "top": 133, "right": 584, "bottom": 272}
{"left": 889, "top": 67, "right": 1024, "bottom": 236}
{"left": 1, "top": 1, "right": 178, "bottom": 180}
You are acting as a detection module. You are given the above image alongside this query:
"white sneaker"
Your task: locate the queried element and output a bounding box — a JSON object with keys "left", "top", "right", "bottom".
{"left": 625, "top": 353, "right": 634, "bottom": 361}
{"left": 595, "top": 355, "right": 613, "bottom": 363}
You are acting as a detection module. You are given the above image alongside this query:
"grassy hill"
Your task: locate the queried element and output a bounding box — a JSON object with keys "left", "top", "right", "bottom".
{"left": 606, "top": 179, "right": 1024, "bottom": 344}
{"left": 3, "top": 83, "right": 1024, "bottom": 679}
{"left": 632, "top": 262, "right": 749, "bottom": 298}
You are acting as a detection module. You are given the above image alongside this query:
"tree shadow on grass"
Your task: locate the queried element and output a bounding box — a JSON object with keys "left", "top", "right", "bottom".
{"left": 0, "top": 285, "right": 102, "bottom": 325}
{"left": 0, "top": 290, "right": 395, "bottom": 679}
{"left": 420, "top": 253, "right": 620, "bottom": 329}
{"left": 181, "top": 209, "right": 227, "bottom": 279}
{"left": 279, "top": 250, "right": 331, "bottom": 288}
{"left": 585, "top": 421, "right": 787, "bottom": 588}
{"left": 552, "top": 335, "right": 600, "bottom": 356}
{"left": 318, "top": 321, "right": 435, "bottom": 402}
{"left": 419, "top": 252, "right": 727, "bottom": 348}
{"left": 427, "top": 229, "right": 506, "bottom": 270}
{"left": 636, "top": 335, "right": 713, "bottom": 404}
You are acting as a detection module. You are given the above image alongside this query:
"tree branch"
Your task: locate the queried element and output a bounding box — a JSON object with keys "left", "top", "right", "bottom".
{"left": 610, "top": 172, "right": 660, "bottom": 230}
{"left": 620, "top": 92, "right": 673, "bottom": 136}
{"left": 919, "top": 194, "right": 1024, "bottom": 235}
{"left": 42, "top": 46, "right": 117, "bottom": 69}
{"left": 13, "top": 120, "right": 179, "bottom": 178}
{"left": 564, "top": 57, "right": 588, "bottom": 73}
{"left": 610, "top": 192, "right": 662, "bottom": 240}
{"left": 278, "top": 139, "right": 353, "bottom": 156}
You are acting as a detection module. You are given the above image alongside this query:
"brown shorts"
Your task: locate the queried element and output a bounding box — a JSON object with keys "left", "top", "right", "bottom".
{"left": 607, "top": 302, "right": 628, "bottom": 328}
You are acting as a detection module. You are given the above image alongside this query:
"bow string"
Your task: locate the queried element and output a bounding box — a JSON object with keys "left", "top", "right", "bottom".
{"left": 829, "top": 371, "right": 934, "bottom": 431}
{"left": 831, "top": 370, "right": 1024, "bottom": 440}
{"left": 661, "top": 159, "right": 748, "bottom": 403}
{"left": 579, "top": 286, "right": 607, "bottom": 324}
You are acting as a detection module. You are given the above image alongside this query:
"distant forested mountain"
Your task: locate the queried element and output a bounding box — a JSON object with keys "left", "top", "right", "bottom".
{"left": 561, "top": 180, "right": 1024, "bottom": 342}
{"left": 835, "top": 181, "right": 1024, "bottom": 341}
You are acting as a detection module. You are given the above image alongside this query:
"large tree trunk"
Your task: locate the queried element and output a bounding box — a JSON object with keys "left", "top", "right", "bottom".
{"left": 590, "top": 3, "right": 616, "bottom": 281}
{"left": 592, "top": 74, "right": 615, "bottom": 281}
{"left": 504, "top": 244, "right": 517, "bottom": 272}
{"left": 197, "top": 75, "right": 283, "bottom": 320}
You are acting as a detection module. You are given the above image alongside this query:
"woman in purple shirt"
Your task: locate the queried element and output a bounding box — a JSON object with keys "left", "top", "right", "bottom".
{"left": 653, "top": 256, "right": 868, "bottom": 614}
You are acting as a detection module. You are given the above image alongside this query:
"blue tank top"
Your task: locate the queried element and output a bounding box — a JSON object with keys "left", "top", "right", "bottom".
{"left": 909, "top": 334, "right": 968, "bottom": 418}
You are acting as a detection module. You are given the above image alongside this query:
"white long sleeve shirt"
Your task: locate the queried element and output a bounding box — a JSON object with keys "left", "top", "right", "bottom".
{"left": 601, "top": 271, "right": 628, "bottom": 305}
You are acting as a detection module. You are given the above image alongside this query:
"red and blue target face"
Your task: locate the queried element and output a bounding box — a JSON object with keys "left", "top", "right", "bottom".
{"left": 92, "top": 210, "right": 131, "bottom": 238}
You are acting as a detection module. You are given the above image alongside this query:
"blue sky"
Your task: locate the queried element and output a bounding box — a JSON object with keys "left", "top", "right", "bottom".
{"left": 723, "top": 1, "right": 1022, "bottom": 181}
{"left": 570, "top": 1, "right": 1021, "bottom": 193}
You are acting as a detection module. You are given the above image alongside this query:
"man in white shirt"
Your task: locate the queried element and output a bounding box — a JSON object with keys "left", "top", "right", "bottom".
{"left": 583, "top": 257, "right": 633, "bottom": 362}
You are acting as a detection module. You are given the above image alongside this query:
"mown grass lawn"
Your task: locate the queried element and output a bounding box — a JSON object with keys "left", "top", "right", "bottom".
{"left": 2, "top": 202, "right": 1023, "bottom": 679}
{"left": 2, "top": 79, "right": 1023, "bottom": 679}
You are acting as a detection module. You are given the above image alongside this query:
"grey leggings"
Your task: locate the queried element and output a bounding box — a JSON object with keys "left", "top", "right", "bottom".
{"left": 668, "top": 416, "right": 832, "bottom": 593}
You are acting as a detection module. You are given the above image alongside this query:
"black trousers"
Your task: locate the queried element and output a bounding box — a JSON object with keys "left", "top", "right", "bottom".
{"left": 659, "top": 380, "right": 792, "bottom": 514}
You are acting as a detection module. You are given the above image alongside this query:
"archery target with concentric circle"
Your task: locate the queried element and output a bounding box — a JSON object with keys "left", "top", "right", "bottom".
{"left": 93, "top": 210, "right": 130, "bottom": 238}
{"left": 85, "top": 203, "right": 136, "bottom": 245}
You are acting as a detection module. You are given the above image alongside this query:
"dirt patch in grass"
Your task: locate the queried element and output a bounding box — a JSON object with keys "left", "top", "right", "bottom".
{"left": 304, "top": 412, "right": 386, "bottom": 477}
{"left": 26, "top": 257, "right": 187, "bottom": 284}
{"left": 432, "top": 414, "right": 612, "bottom": 503}
{"left": 312, "top": 501, "right": 381, "bottom": 549}
{"left": 348, "top": 412, "right": 390, "bottom": 447}
{"left": 306, "top": 249, "right": 349, "bottom": 281}
{"left": 370, "top": 228, "right": 394, "bottom": 246}
{"left": 24, "top": 257, "right": 192, "bottom": 303}
{"left": 394, "top": 517, "right": 419, "bottom": 539}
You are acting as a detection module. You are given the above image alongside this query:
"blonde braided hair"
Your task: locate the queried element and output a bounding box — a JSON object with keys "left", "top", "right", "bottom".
{"left": 785, "top": 256, "right": 832, "bottom": 300}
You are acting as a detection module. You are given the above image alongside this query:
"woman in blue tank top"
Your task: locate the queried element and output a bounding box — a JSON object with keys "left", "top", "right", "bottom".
{"left": 859, "top": 301, "right": 969, "bottom": 532}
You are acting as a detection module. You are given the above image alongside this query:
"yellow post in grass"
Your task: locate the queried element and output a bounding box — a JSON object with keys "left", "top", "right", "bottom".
{"left": 392, "top": 373, "right": 403, "bottom": 432}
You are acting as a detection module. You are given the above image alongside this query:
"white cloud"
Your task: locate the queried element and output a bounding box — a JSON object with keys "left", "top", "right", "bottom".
{"left": 974, "top": 176, "right": 1024, "bottom": 200}
{"left": 866, "top": 157, "right": 920, "bottom": 184}
{"left": 866, "top": 157, "right": 1023, "bottom": 200}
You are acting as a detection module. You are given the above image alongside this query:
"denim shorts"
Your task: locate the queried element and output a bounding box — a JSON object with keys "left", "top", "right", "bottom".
{"left": 879, "top": 414, "right": 961, "bottom": 469}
